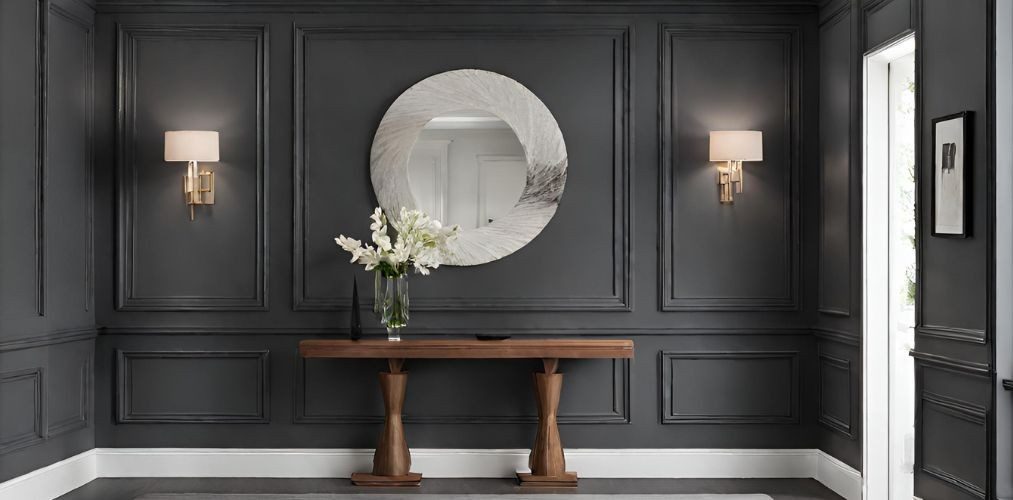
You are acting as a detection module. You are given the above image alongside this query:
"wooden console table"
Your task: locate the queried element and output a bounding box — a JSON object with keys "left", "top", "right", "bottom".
{"left": 299, "top": 338, "right": 634, "bottom": 488}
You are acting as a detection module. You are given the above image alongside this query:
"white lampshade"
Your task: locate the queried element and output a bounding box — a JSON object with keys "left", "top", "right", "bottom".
{"left": 709, "top": 130, "right": 763, "bottom": 162}
{"left": 164, "top": 131, "right": 220, "bottom": 162}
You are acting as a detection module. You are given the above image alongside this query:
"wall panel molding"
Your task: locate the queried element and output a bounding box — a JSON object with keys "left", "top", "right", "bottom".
{"left": 915, "top": 325, "right": 987, "bottom": 345}
{"left": 918, "top": 391, "right": 988, "bottom": 499}
{"left": 48, "top": 0, "right": 96, "bottom": 318}
{"left": 47, "top": 359, "right": 90, "bottom": 438}
{"left": 816, "top": 4, "right": 852, "bottom": 317}
{"left": 0, "top": 327, "right": 97, "bottom": 352}
{"left": 813, "top": 327, "right": 860, "bottom": 346}
{"left": 817, "top": 349, "right": 854, "bottom": 438}
{"left": 659, "top": 350, "right": 800, "bottom": 424}
{"left": 116, "top": 350, "right": 270, "bottom": 423}
{"left": 115, "top": 24, "right": 268, "bottom": 311}
{"left": 0, "top": 368, "right": 45, "bottom": 454}
{"left": 659, "top": 25, "right": 801, "bottom": 312}
{"left": 293, "top": 355, "right": 630, "bottom": 424}
{"left": 292, "top": 25, "right": 631, "bottom": 312}
{"left": 34, "top": 0, "right": 49, "bottom": 317}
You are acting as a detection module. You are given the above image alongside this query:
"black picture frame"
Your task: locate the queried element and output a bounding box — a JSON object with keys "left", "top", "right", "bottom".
{"left": 930, "top": 111, "right": 972, "bottom": 238}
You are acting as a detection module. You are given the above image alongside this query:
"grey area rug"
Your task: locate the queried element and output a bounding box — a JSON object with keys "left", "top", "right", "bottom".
{"left": 137, "top": 495, "right": 773, "bottom": 500}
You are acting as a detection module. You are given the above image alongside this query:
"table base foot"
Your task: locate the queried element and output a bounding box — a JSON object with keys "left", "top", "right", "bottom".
{"left": 516, "top": 471, "right": 578, "bottom": 488}
{"left": 350, "top": 472, "right": 422, "bottom": 487}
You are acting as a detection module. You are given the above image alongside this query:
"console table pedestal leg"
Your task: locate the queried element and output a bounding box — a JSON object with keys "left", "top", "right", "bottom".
{"left": 517, "top": 358, "right": 577, "bottom": 487}
{"left": 351, "top": 358, "right": 421, "bottom": 487}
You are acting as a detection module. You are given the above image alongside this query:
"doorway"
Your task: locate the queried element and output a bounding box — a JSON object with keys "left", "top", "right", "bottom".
{"left": 863, "top": 34, "right": 916, "bottom": 500}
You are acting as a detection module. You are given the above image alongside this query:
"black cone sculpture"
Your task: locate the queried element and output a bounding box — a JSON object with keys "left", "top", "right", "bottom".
{"left": 350, "top": 276, "right": 363, "bottom": 340}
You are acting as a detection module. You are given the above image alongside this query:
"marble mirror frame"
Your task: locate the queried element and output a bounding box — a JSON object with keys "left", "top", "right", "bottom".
{"left": 370, "top": 69, "right": 567, "bottom": 266}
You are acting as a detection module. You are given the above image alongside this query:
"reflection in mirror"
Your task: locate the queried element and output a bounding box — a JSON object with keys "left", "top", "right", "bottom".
{"left": 406, "top": 110, "right": 526, "bottom": 230}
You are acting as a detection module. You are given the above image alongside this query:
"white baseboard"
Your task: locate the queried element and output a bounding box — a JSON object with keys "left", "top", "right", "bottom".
{"left": 815, "top": 451, "right": 862, "bottom": 500}
{"left": 1, "top": 448, "right": 863, "bottom": 500}
{"left": 0, "top": 449, "right": 97, "bottom": 500}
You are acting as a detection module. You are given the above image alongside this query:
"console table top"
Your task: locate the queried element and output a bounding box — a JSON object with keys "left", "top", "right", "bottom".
{"left": 299, "top": 338, "right": 634, "bottom": 359}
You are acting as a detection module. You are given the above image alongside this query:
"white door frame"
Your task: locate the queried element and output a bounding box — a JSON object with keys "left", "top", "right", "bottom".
{"left": 862, "top": 33, "right": 916, "bottom": 500}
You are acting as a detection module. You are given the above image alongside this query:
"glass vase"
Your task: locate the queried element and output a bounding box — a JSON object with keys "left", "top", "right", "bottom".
{"left": 380, "top": 274, "right": 409, "bottom": 341}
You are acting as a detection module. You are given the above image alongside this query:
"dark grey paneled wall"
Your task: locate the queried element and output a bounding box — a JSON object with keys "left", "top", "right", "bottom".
{"left": 814, "top": 0, "right": 1000, "bottom": 493}
{"left": 0, "top": 0, "right": 96, "bottom": 484}
{"left": 90, "top": 3, "right": 822, "bottom": 450}
{"left": 814, "top": 0, "right": 862, "bottom": 471}
{"left": 914, "top": 0, "right": 996, "bottom": 498}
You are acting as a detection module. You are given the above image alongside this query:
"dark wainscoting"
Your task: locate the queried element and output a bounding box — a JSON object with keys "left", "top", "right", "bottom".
{"left": 0, "top": 336, "right": 95, "bottom": 483}
{"left": 0, "top": 368, "right": 45, "bottom": 455}
{"left": 659, "top": 350, "right": 800, "bottom": 424}
{"left": 0, "top": 0, "right": 96, "bottom": 485}
{"left": 912, "top": 0, "right": 997, "bottom": 498}
{"left": 117, "top": 350, "right": 270, "bottom": 423}
{"left": 87, "top": 2, "right": 821, "bottom": 451}
{"left": 816, "top": 346, "right": 853, "bottom": 438}
{"left": 95, "top": 333, "right": 817, "bottom": 449}
{"left": 913, "top": 352, "right": 991, "bottom": 500}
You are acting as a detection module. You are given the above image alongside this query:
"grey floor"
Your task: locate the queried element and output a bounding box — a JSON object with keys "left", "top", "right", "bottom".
{"left": 57, "top": 478, "right": 843, "bottom": 500}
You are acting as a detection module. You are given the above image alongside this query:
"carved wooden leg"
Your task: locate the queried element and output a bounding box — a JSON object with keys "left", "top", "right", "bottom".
{"left": 518, "top": 358, "right": 577, "bottom": 487}
{"left": 351, "top": 358, "right": 421, "bottom": 487}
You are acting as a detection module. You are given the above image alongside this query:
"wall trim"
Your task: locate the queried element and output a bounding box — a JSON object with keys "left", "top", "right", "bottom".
{"left": 116, "top": 350, "right": 270, "bottom": 423}
{"left": 813, "top": 327, "right": 860, "bottom": 346}
{"left": 47, "top": 359, "right": 91, "bottom": 438}
{"left": 816, "top": 2, "right": 853, "bottom": 318}
{"left": 918, "top": 392, "right": 989, "bottom": 499}
{"left": 658, "top": 25, "right": 801, "bottom": 312}
{"left": 0, "top": 449, "right": 96, "bottom": 500}
{"left": 34, "top": 0, "right": 48, "bottom": 317}
{"left": 0, "top": 326, "right": 97, "bottom": 352}
{"left": 0, "top": 368, "right": 45, "bottom": 454}
{"left": 115, "top": 24, "right": 269, "bottom": 311}
{"left": 291, "top": 25, "right": 631, "bottom": 312}
{"left": 817, "top": 349, "right": 854, "bottom": 438}
{"left": 659, "top": 350, "right": 800, "bottom": 424}
{"left": 915, "top": 325, "right": 988, "bottom": 345}
{"left": 0, "top": 448, "right": 862, "bottom": 500}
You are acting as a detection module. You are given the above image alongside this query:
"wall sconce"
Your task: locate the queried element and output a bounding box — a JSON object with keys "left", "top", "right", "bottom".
{"left": 164, "top": 130, "right": 219, "bottom": 221}
{"left": 709, "top": 130, "right": 763, "bottom": 204}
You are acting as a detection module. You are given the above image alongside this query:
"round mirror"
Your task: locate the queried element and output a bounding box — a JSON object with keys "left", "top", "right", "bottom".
{"left": 371, "top": 70, "right": 567, "bottom": 266}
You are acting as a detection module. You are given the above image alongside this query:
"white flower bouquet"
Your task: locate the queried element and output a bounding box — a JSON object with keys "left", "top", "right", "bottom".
{"left": 335, "top": 207, "right": 460, "bottom": 278}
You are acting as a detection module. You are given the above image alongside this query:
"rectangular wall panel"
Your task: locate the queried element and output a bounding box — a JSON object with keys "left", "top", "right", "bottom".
{"left": 817, "top": 5, "right": 852, "bottom": 317}
{"left": 117, "top": 350, "right": 269, "bottom": 423}
{"left": 919, "top": 392, "right": 987, "bottom": 499}
{"left": 818, "top": 349, "right": 853, "bottom": 437}
{"left": 864, "top": 0, "right": 914, "bottom": 51}
{"left": 660, "top": 351, "right": 799, "bottom": 424}
{"left": 47, "top": 2, "right": 94, "bottom": 321}
{"left": 659, "top": 26, "right": 800, "bottom": 311}
{"left": 0, "top": 0, "right": 45, "bottom": 320}
{"left": 115, "top": 25, "right": 268, "bottom": 311}
{"left": 293, "top": 26, "right": 630, "bottom": 311}
{"left": 47, "top": 358, "right": 89, "bottom": 437}
{"left": 0, "top": 368, "right": 44, "bottom": 454}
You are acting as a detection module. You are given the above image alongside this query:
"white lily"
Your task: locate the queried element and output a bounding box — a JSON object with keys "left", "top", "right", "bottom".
{"left": 335, "top": 207, "right": 459, "bottom": 277}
